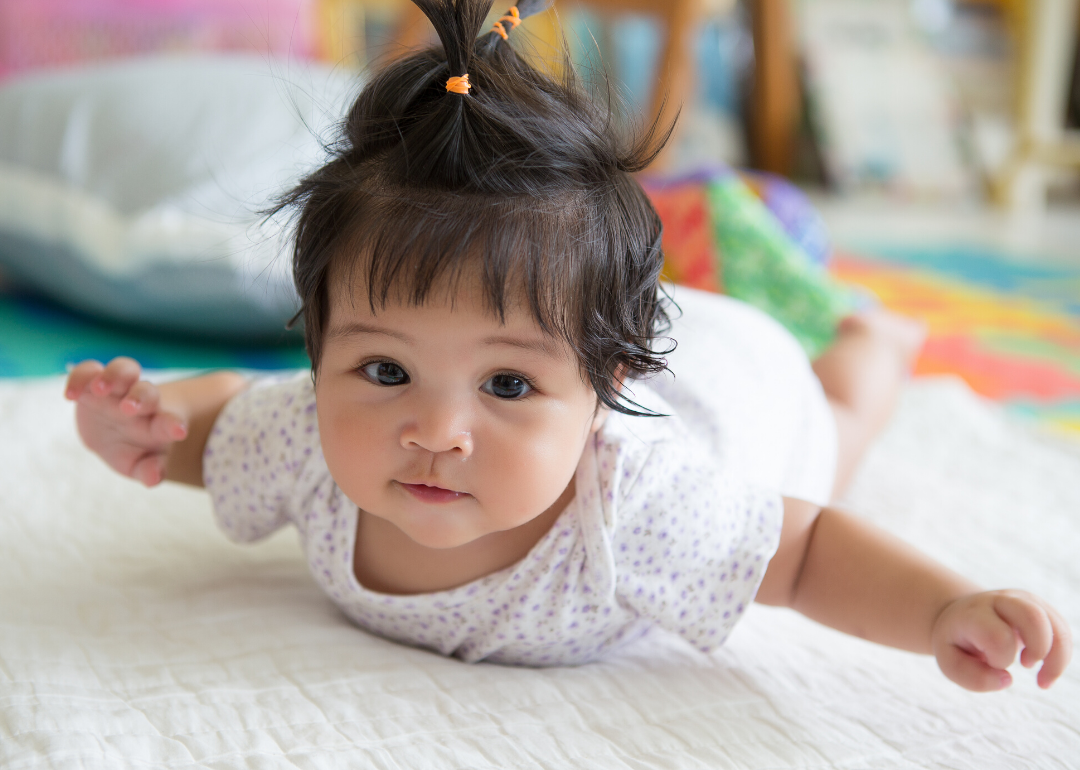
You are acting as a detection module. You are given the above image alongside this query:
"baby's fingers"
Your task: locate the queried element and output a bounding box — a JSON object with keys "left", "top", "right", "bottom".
{"left": 130, "top": 452, "right": 168, "bottom": 488}
{"left": 148, "top": 409, "right": 188, "bottom": 443}
{"left": 93, "top": 357, "right": 143, "bottom": 398}
{"left": 994, "top": 592, "right": 1073, "bottom": 687}
{"left": 119, "top": 380, "right": 161, "bottom": 417}
{"left": 959, "top": 607, "right": 1020, "bottom": 672}
{"left": 1036, "top": 606, "right": 1072, "bottom": 688}
{"left": 65, "top": 360, "right": 105, "bottom": 400}
{"left": 937, "top": 643, "right": 1013, "bottom": 692}
{"left": 934, "top": 595, "right": 1021, "bottom": 691}
{"left": 994, "top": 592, "right": 1053, "bottom": 669}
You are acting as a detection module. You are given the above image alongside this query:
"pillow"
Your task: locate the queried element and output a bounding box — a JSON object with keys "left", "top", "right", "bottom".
{"left": 0, "top": 54, "right": 357, "bottom": 340}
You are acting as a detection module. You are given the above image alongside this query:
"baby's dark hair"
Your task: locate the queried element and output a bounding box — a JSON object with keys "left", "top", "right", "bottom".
{"left": 275, "top": 0, "right": 674, "bottom": 415}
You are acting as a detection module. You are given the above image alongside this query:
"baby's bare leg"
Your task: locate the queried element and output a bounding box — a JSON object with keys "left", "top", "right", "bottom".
{"left": 813, "top": 309, "right": 926, "bottom": 499}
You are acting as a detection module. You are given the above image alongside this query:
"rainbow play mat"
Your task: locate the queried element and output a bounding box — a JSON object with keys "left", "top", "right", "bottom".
{"left": 830, "top": 248, "right": 1080, "bottom": 437}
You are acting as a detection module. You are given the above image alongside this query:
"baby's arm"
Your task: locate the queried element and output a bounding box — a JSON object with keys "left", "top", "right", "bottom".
{"left": 756, "top": 499, "right": 1072, "bottom": 691}
{"left": 65, "top": 357, "right": 248, "bottom": 487}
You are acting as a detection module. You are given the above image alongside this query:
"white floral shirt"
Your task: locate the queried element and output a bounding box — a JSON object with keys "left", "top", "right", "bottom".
{"left": 204, "top": 291, "right": 833, "bottom": 665}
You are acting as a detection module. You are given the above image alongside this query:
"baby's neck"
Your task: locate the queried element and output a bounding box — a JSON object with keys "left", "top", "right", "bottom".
{"left": 352, "top": 483, "right": 573, "bottom": 595}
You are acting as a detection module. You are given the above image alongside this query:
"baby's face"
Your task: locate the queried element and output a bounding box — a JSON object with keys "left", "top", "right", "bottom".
{"left": 315, "top": 278, "right": 607, "bottom": 550}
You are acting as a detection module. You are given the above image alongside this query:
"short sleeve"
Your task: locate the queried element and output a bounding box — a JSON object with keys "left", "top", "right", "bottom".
{"left": 611, "top": 439, "right": 783, "bottom": 654}
{"left": 203, "top": 373, "right": 320, "bottom": 543}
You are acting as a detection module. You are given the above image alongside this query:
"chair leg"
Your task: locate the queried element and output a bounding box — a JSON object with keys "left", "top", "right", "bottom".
{"left": 748, "top": 0, "right": 799, "bottom": 177}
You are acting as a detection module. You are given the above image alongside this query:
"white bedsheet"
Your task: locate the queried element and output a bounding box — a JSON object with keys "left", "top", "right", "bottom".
{"left": 2, "top": 375, "right": 1078, "bottom": 769}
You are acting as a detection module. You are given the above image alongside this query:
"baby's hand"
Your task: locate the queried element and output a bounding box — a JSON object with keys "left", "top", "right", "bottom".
{"left": 932, "top": 590, "right": 1072, "bottom": 691}
{"left": 64, "top": 357, "right": 188, "bottom": 487}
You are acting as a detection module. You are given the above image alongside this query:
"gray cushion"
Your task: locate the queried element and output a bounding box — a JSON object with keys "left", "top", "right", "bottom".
{"left": 0, "top": 54, "right": 357, "bottom": 340}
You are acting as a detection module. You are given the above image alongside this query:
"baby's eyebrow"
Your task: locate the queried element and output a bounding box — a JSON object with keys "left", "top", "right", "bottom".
{"left": 326, "top": 321, "right": 413, "bottom": 343}
{"left": 482, "top": 334, "right": 561, "bottom": 358}
{"left": 326, "top": 321, "right": 560, "bottom": 358}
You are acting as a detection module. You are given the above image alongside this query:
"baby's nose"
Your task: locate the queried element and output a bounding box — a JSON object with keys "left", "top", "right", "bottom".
{"left": 399, "top": 396, "right": 474, "bottom": 456}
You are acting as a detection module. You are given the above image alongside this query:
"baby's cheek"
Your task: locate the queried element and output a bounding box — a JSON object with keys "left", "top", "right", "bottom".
{"left": 487, "top": 430, "right": 578, "bottom": 514}
{"left": 322, "top": 415, "right": 385, "bottom": 491}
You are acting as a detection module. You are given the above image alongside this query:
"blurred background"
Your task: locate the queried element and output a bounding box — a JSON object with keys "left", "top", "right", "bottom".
{"left": 5, "top": 1, "right": 1078, "bottom": 207}
{"left": 0, "top": 0, "right": 1078, "bottom": 435}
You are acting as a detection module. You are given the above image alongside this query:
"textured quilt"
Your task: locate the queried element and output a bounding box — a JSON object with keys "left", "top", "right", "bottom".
{"left": 2, "top": 375, "right": 1078, "bottom": 769}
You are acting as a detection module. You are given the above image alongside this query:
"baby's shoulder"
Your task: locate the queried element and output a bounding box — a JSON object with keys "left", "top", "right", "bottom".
{"left": 596, "top": 390, "right": 720, "bottom": 512}
{"left": 596, "top": 385, "right": 687, "bottom": 485}
{"left": 217, "top": 371, "right": 317, "bottom": 434}
{"left": 596, "top": 384, "right": 778, "bottom": 534}
{"left": 205, "top": 371, "right": 324, "bottom": 543}
{"left": 206, "top": 371, "right": 323, "bottom": 492}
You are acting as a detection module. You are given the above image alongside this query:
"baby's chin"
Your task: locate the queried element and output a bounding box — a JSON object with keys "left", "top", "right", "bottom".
{"left": 386, "top": 506, "right": 492, "bottom": 551}
{"left": 401, "top": 526, "right": 485, "bottom": 551}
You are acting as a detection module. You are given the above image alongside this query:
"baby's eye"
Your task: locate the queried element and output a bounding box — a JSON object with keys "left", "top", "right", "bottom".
{"left": 360, "top": 361, "right": 409, "bottom": 386}
{"left": 483, "top": 373, "right": 532, "bottom": 400}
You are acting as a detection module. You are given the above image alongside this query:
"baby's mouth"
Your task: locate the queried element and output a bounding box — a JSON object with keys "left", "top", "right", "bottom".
{"left": 399, "top": 482, "right": 469, "bottom": 504}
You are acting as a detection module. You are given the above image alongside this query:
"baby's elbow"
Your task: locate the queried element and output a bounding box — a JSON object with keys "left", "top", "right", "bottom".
{"left": 755, "top": 497, "right": 823, "bottom": 607}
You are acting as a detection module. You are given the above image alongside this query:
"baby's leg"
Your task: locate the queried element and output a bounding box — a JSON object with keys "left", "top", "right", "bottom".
{"left": 813, "top": 309, "right": 926, "bottom": 499}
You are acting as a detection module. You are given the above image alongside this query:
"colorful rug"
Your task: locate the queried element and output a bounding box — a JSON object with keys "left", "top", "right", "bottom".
{"left": 829, "top": 247, "right": 1080, "bottom": 438}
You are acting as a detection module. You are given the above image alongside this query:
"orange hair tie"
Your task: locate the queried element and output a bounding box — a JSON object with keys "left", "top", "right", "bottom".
{"left": 445, "top": 74, "right": 471, "bottom": 94}
{"left": 501, "top": 6, "right": 522, "bottom": 28}
{"left": 492, "top": 5, "right": 521, "bottom": 39}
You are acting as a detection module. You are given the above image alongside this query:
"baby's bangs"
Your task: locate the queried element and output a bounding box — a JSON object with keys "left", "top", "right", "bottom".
{"left": 334, "top": 188, "right": 592, "bottom": 347}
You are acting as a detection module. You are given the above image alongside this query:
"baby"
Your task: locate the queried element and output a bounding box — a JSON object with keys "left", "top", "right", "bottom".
{"left": 66, "top": 0, "right": 1069, "bottom": 688}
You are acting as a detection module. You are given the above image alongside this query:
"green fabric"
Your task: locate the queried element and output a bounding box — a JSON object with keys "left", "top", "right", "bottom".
{"left": 706, "top": 175, "right": 858, "bottom": 359}
{"left": 0, "top": 290, "right": 309, "bottom": 377}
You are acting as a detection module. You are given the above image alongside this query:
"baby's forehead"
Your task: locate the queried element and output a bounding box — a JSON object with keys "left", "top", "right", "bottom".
{"left": 321, "top": 241, "right": 586, "bottom": 361}
{"left": 328, "top": 264, "right": 522, "bottom": 319}
{"left": 329, "top": 270, "right": 566, "bottom": 343}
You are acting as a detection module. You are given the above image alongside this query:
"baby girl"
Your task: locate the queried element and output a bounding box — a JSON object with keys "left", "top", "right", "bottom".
{"left": 66, "top": 0, "right": 1069, "bottom": 689}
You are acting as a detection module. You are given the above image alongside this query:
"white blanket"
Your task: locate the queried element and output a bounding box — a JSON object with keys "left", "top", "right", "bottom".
{"left": 2, "top": 375, "right": 1078, "bottom": 769}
